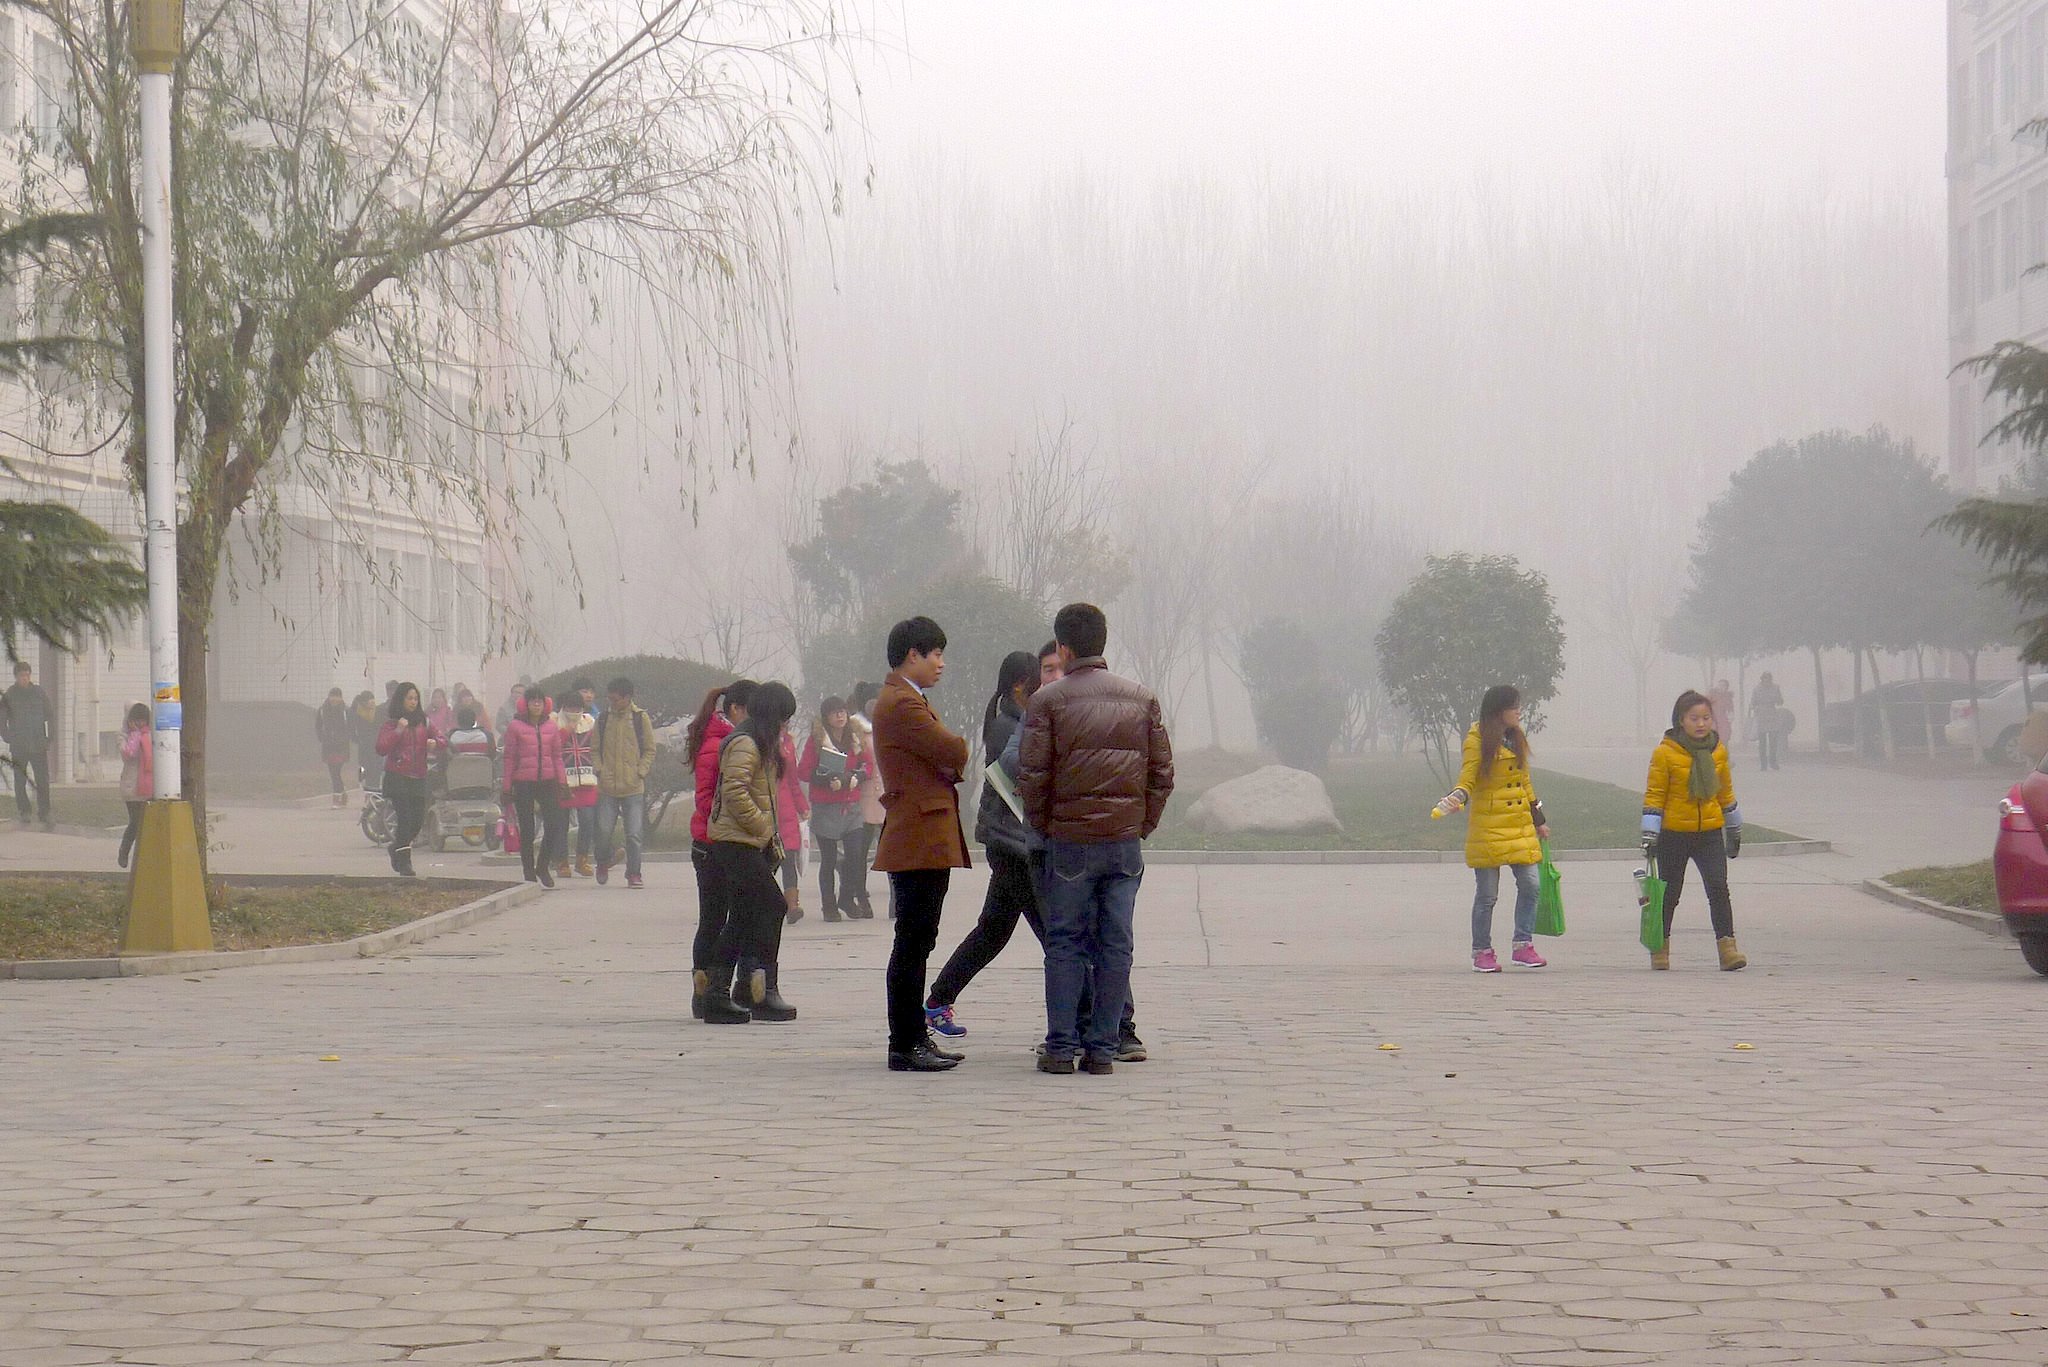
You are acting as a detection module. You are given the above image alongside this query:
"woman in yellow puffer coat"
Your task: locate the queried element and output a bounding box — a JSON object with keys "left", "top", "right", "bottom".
{"left": 1437, "top": 685, "right": 1552, "bottom": 973}
{"left": 1641, "top": 690, "right": 1747, "bottom": 972}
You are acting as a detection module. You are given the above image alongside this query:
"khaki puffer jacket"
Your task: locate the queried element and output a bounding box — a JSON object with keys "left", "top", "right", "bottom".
{"left": 1018, "top": 659, "right": 1175, "bottom": 843}
{"left": 707, "top": 733, "right": 777, "bottom": 847}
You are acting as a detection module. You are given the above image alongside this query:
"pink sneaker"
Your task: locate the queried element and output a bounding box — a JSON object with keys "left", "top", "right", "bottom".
{"left": 1472, "top": 948, "right": 1501, "bottom": 973}
{"left": 1511, "top": 942, "right": 1548, "bottom": 969}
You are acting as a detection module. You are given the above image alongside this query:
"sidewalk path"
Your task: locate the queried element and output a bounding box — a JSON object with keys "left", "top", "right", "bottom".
{"left": 4, "top": 834, "right": 2046, "bottom": 1363}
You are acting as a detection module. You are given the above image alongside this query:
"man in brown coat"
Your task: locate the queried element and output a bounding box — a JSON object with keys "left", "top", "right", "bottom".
{"left": 1018, "top": 603, "right": 1174, "bottom": 1075}
{"left": 873, "top": 616, "right": 972, "bottom": 1073}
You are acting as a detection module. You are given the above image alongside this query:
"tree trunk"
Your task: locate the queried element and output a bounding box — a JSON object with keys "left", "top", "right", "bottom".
{"left": 177, "top": 517, "right": 224, "bottom": 899}
{"left": 1852, "top": 649, "right": 1865, "bottom": 756}
{"left": 1968, "top": 650, "right": 1985, "bottom": 761}
{"left": 1200, "top": 642, "right": 1221, "bottom": 753}
{"left": 1736, "top": 658, "right": 1748, "bottom": 749}
{"left": 1811, "top": 646, "right": 1828, "bottom": 755}
{"left": 1868, "top": 650, "right": 1896, "bottom": 765}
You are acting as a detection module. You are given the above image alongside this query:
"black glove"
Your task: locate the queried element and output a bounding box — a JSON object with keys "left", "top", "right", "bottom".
{"left": 1725, "top": 827, "right": 1742, "bottom": 859}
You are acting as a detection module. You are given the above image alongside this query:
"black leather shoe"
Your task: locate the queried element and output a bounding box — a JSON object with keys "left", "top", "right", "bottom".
{"left": 924, "top": 1033, "right": 964, "bottom": 1061}
{"left": 751, "top": 989, "right": 797, "bottom": 1022}
{"left": 888, "top": 1043, "right": 961, "bottom": 1072}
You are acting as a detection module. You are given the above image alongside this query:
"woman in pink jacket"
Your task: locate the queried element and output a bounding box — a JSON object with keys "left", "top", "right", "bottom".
{"left": 501, "top": 691, "right": 566, "bottom": 887}
{"left": 686, "top": 680, "right": 753, "bottom": 1018}
{"left": 376, "top": 681, "right": 443, "bottom": 878}
{"left": 117, "top": 702, "right": 153, "bottom": 868}
{"left": 775, "top": 729, "right": 811, "bottom": 923}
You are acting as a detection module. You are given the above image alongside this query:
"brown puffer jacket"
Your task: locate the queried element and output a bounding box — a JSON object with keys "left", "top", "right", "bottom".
{"left": 1018, "top": 659, "right": 1175, "bottom": 843}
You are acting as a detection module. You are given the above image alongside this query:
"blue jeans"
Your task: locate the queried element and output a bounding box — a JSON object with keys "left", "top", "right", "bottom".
{"left": 596, "top": 793, "right": 646, "bottom": 878}
{"left": 1472, "top": 863, "right": 1538, "bottom": 952}
{"left": 1041, "top": 838, "right": 1143, "bottom": 1060}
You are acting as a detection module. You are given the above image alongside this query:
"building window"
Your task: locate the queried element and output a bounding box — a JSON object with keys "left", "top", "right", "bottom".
{"left": 2003, "top": 30, "right": 2022, "bottom": 131}
{"left": 30, "top": 34, "right": 67, "bottom": 152}
{"left": 0, "top": 18, "right": 15, "bottom": 129}
{"left": 1956, "top": 222, "right": 1974, "bottom": 313}
{"left": 404, "top": 552, "right": 428, "bottom": 652}
{"left": 2003, "top": 198, "right": 2021, "bottom": 291}
{"left": 2029, "top": 10, "right": 2047, "bottom": 112}
{"left": 1981, "top": 209, "right": 2000, "bottom": 302}
{"left": 1980, "top": 47, "right": 1999, "bottom": 158}
{"left": 1953, "top": 61, "right": 1973, "bottom": 165}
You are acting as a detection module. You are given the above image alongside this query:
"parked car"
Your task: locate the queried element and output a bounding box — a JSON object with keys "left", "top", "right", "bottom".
{"left": 1820, "top": 680, "right": 1984, "bottom": 754}
{"left": 1999, "top": 770, "right": 2048, "bottom": 975}
{"left": 1946, "top": 677, "right": 2040, "bottom": 764}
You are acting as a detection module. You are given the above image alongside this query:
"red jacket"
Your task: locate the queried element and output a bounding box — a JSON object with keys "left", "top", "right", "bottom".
{"left": 797, "top": 731, "right": 869, "bottom": 806}
{"left": 501, "top": 715, "right": 565, "bottom": 786}
{"left": 691, "top": 712, "right": 734, "bottom": 844}
{"left": 776, "top": 732, "right": 810, "bottom": 848}
{"left": 120, "top": 724, "right": 154, "bottom": 801}
{"left": 376, "top": 716, "right": 441, "bottom": 779}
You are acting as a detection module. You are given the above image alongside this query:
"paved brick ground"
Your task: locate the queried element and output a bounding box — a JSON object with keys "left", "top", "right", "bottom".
{"left": 4, "top": 853, "right": 2047, "bottom": 1365}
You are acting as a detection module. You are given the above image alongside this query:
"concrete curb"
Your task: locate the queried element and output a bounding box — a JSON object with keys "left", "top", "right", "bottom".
{"left": 1, "top": 880, "right": 541, "bottom": 980}
{"left": 483, "top": 838, "right": 1832, "bottom": 869}
{"left": 1858, "top": 878, "right": 2009, "bottom": 937}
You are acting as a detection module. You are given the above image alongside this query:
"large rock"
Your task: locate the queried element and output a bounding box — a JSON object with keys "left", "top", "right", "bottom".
{"left": 1184, "top": 765, "right": 1342, "bottom": 836}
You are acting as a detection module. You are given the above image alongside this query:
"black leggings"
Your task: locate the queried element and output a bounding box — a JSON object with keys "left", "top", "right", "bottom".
{"left": 708, "top": 840, "right": 786, "bottom": 973}
{"left": 119, "top": 801, "right": 145, "bottom": 865}
{"left": 692, "top": 841, "right": 732, "bottom": 970}
{"left": 511, "top": 780, "right": 566, "bottom": 871}
{"left": 928, "top": 846, "right": 1044, "bottom": 1007}
{"left": 814, "top": 830, "right": 869, "bottom": 911}
{"left": 326, "top": 760, "right": 346, "bottom": 795}
{"left": 386, "top": 774, "right": 426, "bottom": 853}
{"left": 1657, "top": 828, "right": 1735, "bottom": 940}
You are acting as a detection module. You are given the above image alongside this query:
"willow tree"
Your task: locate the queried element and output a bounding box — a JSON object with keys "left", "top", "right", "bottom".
{"left": 14, "top": 0, "right": 857, "bottom": 837}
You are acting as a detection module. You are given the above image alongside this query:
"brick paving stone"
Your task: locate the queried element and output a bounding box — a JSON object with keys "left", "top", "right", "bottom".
{"left": 1, "top": 856, "right": 2045, "bottom": 1364}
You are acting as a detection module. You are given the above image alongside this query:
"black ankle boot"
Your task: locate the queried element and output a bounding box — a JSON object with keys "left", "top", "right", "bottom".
{"left": 690, "top": 968, "right": 708, "bottom": 1021}
{"left": 394, "top": 845, "right": 417, "bottom": 878}
{"left": 700, "top": 963, "right": 749, "bottom": 1024}
{"left": 751, "top": 963, "right": 796, "bottom": 1022}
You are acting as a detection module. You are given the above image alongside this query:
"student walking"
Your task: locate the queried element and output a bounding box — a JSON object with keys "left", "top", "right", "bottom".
{"left": 796, "top": 696, "right": 871, "bottom": 922}
{"left": 687, "top": 680, "right": 755, "bottom": 1019}
{"left": 2, "top": 659, "right": 54, "bottom": 828}
{"left": 376, "top": 682, "right": 441, "bottom": 877}
{"left": 1018, "top": 603, "right": 1175, "bottom": 1075}
{"left": 593, "top": 677, "right": 658, "bottom": 887}
{"left": 1642, "top": 690, "right": 1748, "bottom": 972}
{"left": 1749, "top": 672, "right": 1786, "bottom": 771}
{"left": 1436, "top": 685, "right": 1552, "bottom": 973}
{"left": 703, "top": 681, "right": 800, "bottom": 1024}
{"left": 554, "top": 694, "right": 599, "bottom": 878}
{"left": 502, "top": 691, "right": 566, "bottom": 888}
{"left": 846, "top": 681, "right": 883, "bottom": 918}
{"left": 117, "top": 702, "right": 152, "bottom": 867}
{"left": 775, "top": 729, "right": 811, "bottom": 923}
{"left": 315, "top": 688, "right": 352, "bottom": 807}
{"left": 923, "top": 651, "right": 1044, "bottom": 1038}
{"left": 350, "top": 690, "right": 383, "bottom": 788}
{"left": 874, "top": 618, "right": 972, "bottom": 1072}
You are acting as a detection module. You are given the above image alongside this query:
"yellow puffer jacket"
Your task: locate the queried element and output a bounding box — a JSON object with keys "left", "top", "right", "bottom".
{"left": 1454, "top": 724, "right": 1543, "bottom": 869}
{"left": 1642, "top": 734, "right": 1737, "bottom": 833}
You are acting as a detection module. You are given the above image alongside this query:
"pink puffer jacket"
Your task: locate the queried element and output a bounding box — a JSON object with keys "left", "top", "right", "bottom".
{"left": 501, "top": 714, "right": 565, "bottom": 786}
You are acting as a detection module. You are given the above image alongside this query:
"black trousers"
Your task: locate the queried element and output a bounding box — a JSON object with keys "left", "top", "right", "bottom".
{"left": 511, "top": 780, "right": 566, "bottom": 872}
{"left": 386, "top": 774, "right": 427, "bottom": 852}
{"left": 691, "top": 841, "right": 732, "bottom": 971}
{"left": 708, "top": 840, "right": 785, "bottom": 974}
{"left": 814, "top": 832, "right": 869, "bottom": 912}
{"left": 119, "top": 801, "right": 145, "bottom": 864}
{"left": 928, "top": 847, "right": 1043, "bottom": 1007}
{"left": 885, "top": 869, "right": 950, "bottom": 1052}
{"left": 12, "top": 751, "right": 50, "bottom": 821}
{"left": 326, "top": 760, "right": 346, "bottom": 795}
{"left": 848, "top": 824, "right": 879, "bottom": 906}
{"left": 1658, "top": 828, "right": 1735, "bottom": 940}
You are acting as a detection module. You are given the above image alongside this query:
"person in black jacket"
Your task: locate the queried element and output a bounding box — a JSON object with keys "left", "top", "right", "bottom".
{"left": 314, "top": 688, "right": 352, "bottom": 807}
{"left": 921, "top": 651, "right": 1044, "bottom": 1038}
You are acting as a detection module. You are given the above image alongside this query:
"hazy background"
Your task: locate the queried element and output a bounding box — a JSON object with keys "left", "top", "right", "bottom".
{"left": 544, "top": 0, "right": 1948, "bottom": 747}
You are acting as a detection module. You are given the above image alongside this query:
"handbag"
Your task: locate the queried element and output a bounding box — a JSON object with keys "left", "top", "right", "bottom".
{"left": 1638, "top": 856, "right": 1667, "bottom": 952}
{"left": 499, "top": 799, "right": 520, "bottom": 854}
{"left": 1534, "top": 840, "right": 1565, "bottom": 937}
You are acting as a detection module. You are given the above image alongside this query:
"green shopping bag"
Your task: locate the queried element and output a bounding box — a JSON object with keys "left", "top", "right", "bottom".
{"left": 1637, "top": 856, "right": 1668, "bottom": 953}
{"left": 1534, "top": 840, "right": 1565, "bottom": 937}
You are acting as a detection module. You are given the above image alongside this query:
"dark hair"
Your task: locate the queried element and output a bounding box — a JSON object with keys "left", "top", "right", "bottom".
{"left": 723, "top": 679, "right": 758, "bottom": 715}
{"left": 524, "top": 692, "right": 552, "bottom": 720}
{"left": 1672, "top": 689, "right": 1714, "bottom": 731}
{"left": 740, "top": 681, "right": 797, "bottom": 777}
{"left": 456, "top": 705, "right": 477, "bottom": 729}
{"left": 1053, "top": 602, "right": 1108, "bottom": 660}
{"left": 849, "top": 680, "right": 878, "bottom": 712}
{"left": 886, "top": 616, "right": 947, "bottom": 669}
{"left": 326, "top": 687, "right": 344, "bottom": 701}
{"left": 573, "top": 677, "right": 595, "bottom": 693}
{"left": 1476, "top": 684, "right": 1527, "bottom": 779}
{"left": 817, "top": 695, "right": 854, "bottom": 752}
{"left": 985, "top": 651, "right": 1039, "bottom": 729}
{"left": 352, "top": 690, "right": 375, "bottom": 709}
{"left": 125, "top": 701, "right": 150, "bottom": 728}
{"left": 607, "top": 676, "right": 634, "bottom": 698}
{"left": 388, "top": 681, "right": 422, "bottom": 720}
{"left": 13, "top": 660, "right": 29, "bottom": 674}
{"left": 1039, "top": 639, "right": 1060, "bottom": 661}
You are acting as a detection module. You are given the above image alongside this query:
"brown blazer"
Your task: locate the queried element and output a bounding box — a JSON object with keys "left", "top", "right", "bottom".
{"left": 871, "top": 672, "right": 972, "bottom": 872}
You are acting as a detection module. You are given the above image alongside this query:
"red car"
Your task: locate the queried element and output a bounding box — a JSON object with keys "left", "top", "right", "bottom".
{"left": 1996, "top": 774, "right": 2048, "bottom": 975}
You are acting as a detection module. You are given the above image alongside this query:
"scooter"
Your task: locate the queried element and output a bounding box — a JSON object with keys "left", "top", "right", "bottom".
{"left": 358, "top": 765, "right": 394, "bottom": 847}
{"left": 422, "top": 750, "right": 502, "bottom": 853}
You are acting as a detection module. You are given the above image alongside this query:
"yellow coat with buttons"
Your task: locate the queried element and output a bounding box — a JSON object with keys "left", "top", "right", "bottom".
{"left": 1642, "top": 734, "right": 1736, "bottom": 833}
{"left": 1455, "top": 724, "right": 1542, "bottom": 869}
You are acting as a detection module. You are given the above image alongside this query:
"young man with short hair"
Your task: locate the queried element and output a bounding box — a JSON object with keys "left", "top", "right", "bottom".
{"left": 1019, "top": 603, "right": 1174, "bottom": 1075}
{"left": 873, "top": 616, "right": 972, "bottom": 1073}
{"left": 1, "top": 660, "right": 54, "bottom": 829}
{"left": 593, "top": 676, "right": 658, "bottom": 888}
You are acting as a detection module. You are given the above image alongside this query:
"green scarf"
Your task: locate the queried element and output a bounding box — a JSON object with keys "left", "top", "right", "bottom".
{"left": 1665, "top": 729, "right": 1720, "bottom": 802}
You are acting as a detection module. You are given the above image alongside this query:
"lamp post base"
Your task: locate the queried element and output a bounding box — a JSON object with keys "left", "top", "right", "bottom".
{"left": 121, "top": 800, "right": 213, "bottom": 954}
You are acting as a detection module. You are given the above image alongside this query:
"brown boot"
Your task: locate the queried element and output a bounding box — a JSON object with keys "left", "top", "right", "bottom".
{"left": 576, "top": 855, "right": 593, "bottom": 878}
{"left": 556, "top": 858, "right": 573, "bottom": 879}
{"left": 784, "top": 885, "right": 803, "bottom": 926}
{"left": 1650, "top": 949, "right": 1670, "bottom": 971}
{"left": 1716, "top": 936, "right": 1747, "bottom": 972}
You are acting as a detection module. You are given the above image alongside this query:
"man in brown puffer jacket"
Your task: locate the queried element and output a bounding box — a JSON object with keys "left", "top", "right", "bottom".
{"left": 1018, "top": 602, "right": 1174, "bottom": 1075}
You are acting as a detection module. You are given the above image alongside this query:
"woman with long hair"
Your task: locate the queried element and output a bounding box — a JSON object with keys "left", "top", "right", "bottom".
{"left": 117, "top": 702, "right": 152, "bottom": 868}
{"left": 922, "top": 651, "right": 1044, "bottom": 1035}
{"left": 553, "top": 693, "right": 599, "bottom": 878}
{"left": 1437, "top": 684, "right": 1552, "bottom": 972}
{"left": 797, "top": 696, "right": 872, "bottom": 921}
{"left": 375, "top": 681, "right": 442, "bottom": 877}
{"left": 1642, "top": 689, "right": 1747, "bottom": 971}
{"left": 688, "top": 680, "right": 755, "bottom": 1019}
{"left": 502, "top": 690, "right": 566, "bottom": 888}
{"left": 315, "top": 687, "right": 352, "bottom": 807}
{"left": 844, "top": 680, "right": 883, "bottom": 918}
{"left": 702, "top": 680, "right": 799, "bottom": 1024}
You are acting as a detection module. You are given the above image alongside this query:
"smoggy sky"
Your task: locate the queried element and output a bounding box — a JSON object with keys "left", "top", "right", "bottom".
{"left": 863, "top": 0, "right": 1943, "bottom": 196}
